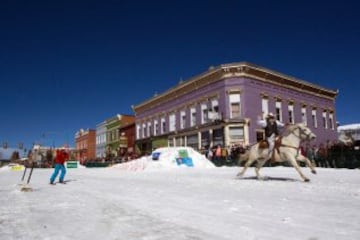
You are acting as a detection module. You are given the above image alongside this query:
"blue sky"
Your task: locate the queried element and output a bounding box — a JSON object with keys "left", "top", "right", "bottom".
{"left": 1, "top": 0, "right": 359, "bottom": 150}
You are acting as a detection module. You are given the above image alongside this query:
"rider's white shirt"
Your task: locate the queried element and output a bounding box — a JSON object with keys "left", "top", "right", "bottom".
{"left": 257, "top": 119, "right": 285, "bottom": 128}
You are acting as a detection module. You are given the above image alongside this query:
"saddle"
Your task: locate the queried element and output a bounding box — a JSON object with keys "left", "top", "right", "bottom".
{"left": 258, "top": 137, "right": 283, "bottom": 162}
{"left": 259, "top": 137, "right": 282, "bottom": 149}
{"left": 258, "top": 140, "right": 269, "bottom": 149}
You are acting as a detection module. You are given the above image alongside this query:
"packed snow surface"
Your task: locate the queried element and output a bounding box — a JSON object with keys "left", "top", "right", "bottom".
{"left": 1, "top": 159, "right": 360, "bottom": 240}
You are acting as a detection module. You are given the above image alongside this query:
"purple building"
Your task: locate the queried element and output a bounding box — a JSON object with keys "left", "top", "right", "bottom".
{"left": 133, "top": 62, "right": 338, "bottom": 153}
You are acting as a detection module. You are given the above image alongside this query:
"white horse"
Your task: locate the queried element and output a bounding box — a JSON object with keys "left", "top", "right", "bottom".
{"left": 236, "top": 123, "right": 317, "bottom": 182}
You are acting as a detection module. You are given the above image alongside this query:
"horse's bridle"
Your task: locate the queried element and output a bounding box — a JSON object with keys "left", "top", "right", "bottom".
{"left": 291, "top": 125, "right": 313, "bottom": 142}
{"left": 279, "top": 125, "right": 313, "bottom": 154}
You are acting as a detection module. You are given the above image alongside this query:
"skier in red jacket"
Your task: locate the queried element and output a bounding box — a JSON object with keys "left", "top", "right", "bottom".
{"left": 50, "top": 149, "right": 69, "bottom": 184}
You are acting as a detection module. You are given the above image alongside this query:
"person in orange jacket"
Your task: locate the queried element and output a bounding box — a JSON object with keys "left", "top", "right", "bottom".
{"left": 50, "top": 149, "right": 69, "bottom": 184}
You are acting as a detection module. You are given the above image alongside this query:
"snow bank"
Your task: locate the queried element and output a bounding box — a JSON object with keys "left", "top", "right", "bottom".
{"left": 112, "top": 156, "right": 149, "bottom": 171}
{"left": 0, "top": 165, "right": 10, "bottom": 172}
{"left": 112, "top": 147, "right": 215, "bottom": 171}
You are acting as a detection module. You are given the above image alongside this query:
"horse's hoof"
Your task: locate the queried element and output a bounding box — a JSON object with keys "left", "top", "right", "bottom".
{"left": 311, "top": 170, "right": 317, "bottom": 174}
{"left": 304, "top": 178, "right": 310, "bottom": 182}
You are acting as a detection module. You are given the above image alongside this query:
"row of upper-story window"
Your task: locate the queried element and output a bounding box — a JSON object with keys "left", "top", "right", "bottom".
{"left": 339, "top": 129, "right": 360, "bottom": 135}
{"left": 136, "top": 92, "right": 243, "bottom": 139}
{"left": 136, "top": 93, "right": 335, "bottom": 139}
{"left": 96, "top": 130, "right": 133, "bottom": 145}
{"left": 261, "top": 98, "right": 335, "bottom": 130}
{"left": 106, "top": 130, "right": 119, "bottom": 143}
{"left": 96, "top": 134, "right": 107, "bottom": 145}
{"left": 76, "top": 141, "right": 88, "bottom": 149}
{"left": 339, "top": 129, "right": 360, "bottom": 141}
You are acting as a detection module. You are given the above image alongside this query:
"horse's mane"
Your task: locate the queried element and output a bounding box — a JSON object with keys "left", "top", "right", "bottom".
{"left": 282, "top": 123, "right": 306, "bottom": 137}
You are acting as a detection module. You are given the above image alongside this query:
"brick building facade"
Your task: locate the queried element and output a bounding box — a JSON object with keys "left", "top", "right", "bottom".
{"left": 75, "top": 129, "right": 96, "bottom": 163}
{"left": 118, "top": 122, "right": 136, "bottom": 157}
{"left": 105, "top": 114, "right": 135, "bottom": 158}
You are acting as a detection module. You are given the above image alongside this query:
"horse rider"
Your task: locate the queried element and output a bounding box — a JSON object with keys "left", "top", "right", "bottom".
{"left": 257, "top": 112, "right": 285, "bottom": 161}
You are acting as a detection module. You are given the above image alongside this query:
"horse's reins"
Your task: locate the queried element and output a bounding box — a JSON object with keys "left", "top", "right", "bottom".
{"left": 279, "top": 125, "right": 313, "bottom": 156}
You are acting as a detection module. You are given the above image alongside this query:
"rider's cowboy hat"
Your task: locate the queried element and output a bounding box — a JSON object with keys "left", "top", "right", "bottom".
{"left": 267, "top": 112, "right": 275, "bottom": 118}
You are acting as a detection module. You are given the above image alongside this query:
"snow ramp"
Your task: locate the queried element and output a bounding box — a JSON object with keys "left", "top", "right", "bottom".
{"left": 112, "top": 147, "right": 215, "bottom": 171}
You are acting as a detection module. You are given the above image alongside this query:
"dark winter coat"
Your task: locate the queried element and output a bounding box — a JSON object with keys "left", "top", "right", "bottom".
{"left": 265, "top": 120, "right": 279, "bottom": 138}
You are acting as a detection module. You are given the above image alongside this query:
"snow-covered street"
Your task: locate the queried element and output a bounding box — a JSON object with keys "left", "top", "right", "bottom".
{"left": 1, "top": 165, "right": 360, "bottom": 240}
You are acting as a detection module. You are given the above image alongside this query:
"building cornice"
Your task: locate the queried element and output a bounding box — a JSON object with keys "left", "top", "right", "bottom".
{"left": 75, "top": 129, "right": 95, "bottom": 139}
{"left": 133, "top": 62, "right": 338, "bottom": 113}
{"left": 106, "top": 114, "right": 122, "bottom": 124}
{"left": 119, "top": 122, "right": 135, "bottom": 130}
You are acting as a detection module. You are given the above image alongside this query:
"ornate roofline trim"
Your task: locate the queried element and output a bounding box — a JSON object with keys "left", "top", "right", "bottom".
{"left": 134, "top": 62, "right": 338, "bottom": 113}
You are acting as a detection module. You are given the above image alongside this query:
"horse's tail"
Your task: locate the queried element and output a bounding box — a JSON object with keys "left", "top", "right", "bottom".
{"left": 237, "top": 142, "right": 263, "bottom": 165}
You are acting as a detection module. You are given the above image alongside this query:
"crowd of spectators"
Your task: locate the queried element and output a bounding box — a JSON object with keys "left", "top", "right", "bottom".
{"left": 202, "top": 140, "right": 360, "bottom": 169}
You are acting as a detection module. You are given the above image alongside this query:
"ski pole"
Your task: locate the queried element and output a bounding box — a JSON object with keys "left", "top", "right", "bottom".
{"left": 27, "top": 162, "right": 35, "bottom": 184}
{"left": 21, "top": 166, "right": 27, "bottom": 181}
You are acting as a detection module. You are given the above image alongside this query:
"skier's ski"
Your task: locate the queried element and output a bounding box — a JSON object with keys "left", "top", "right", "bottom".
{"left": 50, "top": 179, "right": 75, "bottom": 185}
{"left": 56, "top": 179, "right": 73, "bottom": 184}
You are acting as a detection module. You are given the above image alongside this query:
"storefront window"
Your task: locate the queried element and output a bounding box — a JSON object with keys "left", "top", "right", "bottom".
{"left": 168, "top": 138, "right": 174, "bottom": 147}
{"left": 187, "top": 134, "right": 199, "bottom": 150}
{"left": 201, "top": 131, "right": 210, "bottom": 148}
{"left": 213, "top": 128, "right": 224, "bottom": 147}
{"left": 176, "top": 137, "right": 182, "bottom": 146}
{"left": 229, "top": 127, "right": 244, "bottom": 140}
